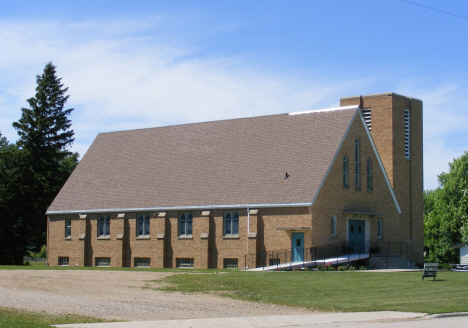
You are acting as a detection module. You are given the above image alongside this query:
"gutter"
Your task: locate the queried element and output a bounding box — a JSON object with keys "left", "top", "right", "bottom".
{"left": 46, "top": 202, "right": 313, "bottom": 215}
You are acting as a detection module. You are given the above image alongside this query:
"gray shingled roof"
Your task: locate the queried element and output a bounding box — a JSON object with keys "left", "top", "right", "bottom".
{"left": 47, "top": 107, "right": 358, "bottom": 214}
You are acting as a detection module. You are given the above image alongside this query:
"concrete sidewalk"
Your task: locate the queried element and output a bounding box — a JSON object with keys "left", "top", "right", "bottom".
{"left": 55, "top": 311, "right": 425, "bottom": 328}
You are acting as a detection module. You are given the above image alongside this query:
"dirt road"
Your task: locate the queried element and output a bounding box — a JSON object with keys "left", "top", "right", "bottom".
{"left": 0, "top": 270, "right": 314, "bottom": 321}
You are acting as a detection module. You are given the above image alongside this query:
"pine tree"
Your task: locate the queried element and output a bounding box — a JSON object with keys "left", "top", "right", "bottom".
{"left": 13, "top": 62, "right": 75, "bottom": 181}
{"left": 9, "top": 62, "right": 77, "bottom": 254}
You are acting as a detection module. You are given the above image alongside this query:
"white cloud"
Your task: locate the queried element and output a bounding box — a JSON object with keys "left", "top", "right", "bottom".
{"left": 1, "top": 17, "right": 467, "bottom": 191}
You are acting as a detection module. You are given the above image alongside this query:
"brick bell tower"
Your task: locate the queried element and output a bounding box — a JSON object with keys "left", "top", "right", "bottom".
{"left": 340, "top": 93, "right": 424, "bottom": 256}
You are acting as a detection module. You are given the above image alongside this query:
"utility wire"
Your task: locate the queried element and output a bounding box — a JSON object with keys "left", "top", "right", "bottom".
{"left": 400, "top": 0, "right": 468, "bottom": 21}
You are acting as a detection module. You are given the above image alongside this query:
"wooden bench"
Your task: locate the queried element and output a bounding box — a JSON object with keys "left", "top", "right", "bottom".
{"left": 422, "top": 262, "right": 438, "bottom": 280}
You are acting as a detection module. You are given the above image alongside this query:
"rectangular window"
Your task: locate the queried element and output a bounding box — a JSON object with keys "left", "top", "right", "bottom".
{"left": 404, "top": 109, "right": 410, "bottom": 159}
{"left": 377, "top": 217, "right": 383, "bottom": 239}
{"left": 98, "top": 215, "right": 110, "bottom": 237}
{"left": 224, "top": 258, "right": 238, "bottom": 269}
{"left": 176, "top": 258, "right": 194, "bottom": 268}
{"left": 58, "top": 257, "right": 69, "bottom": 266}
{"left": 224, "top": 211, "right": 239, "bottom": 236}
{"left": 178, "top": 212, "right": 193, "bottom": 236}
{"left": 95, "top": 257, "right": 111, "bottom": 267}
{"left": 137, "top": 213, "right": 150, "bottom": 237}
{"left": 134, "top": 258, "right": 151, "bottom": 268}
{"left": 65, "top": 219, "right": 71, "bottom": 238}
{"left": 331, "top": 215, "right": 337, "bottom": 236}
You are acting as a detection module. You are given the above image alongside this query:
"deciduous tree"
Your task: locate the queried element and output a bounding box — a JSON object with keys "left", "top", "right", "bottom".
{"left": 424, "top": 151, "right": 468, "bottom": 264}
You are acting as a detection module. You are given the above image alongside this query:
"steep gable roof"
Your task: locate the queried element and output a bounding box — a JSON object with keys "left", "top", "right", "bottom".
{"left": 47, "top": 106, "right": 358, "bottom": 214}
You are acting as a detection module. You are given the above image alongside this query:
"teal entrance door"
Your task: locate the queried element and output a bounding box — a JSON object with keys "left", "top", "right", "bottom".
{"left": 292, "top": 232, "right": 304, "bottom": 262}
{"left": 348, "top": 220, "right": 365, "bottom": 253}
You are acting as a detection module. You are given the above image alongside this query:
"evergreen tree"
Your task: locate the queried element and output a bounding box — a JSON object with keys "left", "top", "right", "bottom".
{"left": 9, "top": 62, "right": 77, "bottom": 255}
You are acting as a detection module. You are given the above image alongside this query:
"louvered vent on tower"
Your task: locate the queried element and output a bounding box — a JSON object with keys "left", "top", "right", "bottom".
{"left": 362, "top": 108, "right": 371, "bottom": 132}
{"left": 404, "top": 109, "right": 410, "bottom": 159}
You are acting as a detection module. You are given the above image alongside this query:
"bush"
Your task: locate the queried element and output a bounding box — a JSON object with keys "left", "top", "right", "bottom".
{"left": 37, "top": 245, "right": 47, "bottom": 258}
{"left": 327, "top": 265, "right": 336, "bottom": 271}
{"left": 359, "top": 265, "right": 367, "bottom": 270}
{"left": 337, "top": 266, "right": 347, "bottom": 271}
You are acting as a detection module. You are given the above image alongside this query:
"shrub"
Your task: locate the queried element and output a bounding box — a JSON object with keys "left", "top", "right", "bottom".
{"left": 337, "top": 266, "right": 347, "bottom": 271}
{"left": 348, "top": 266, "right": 355, "bottom": 271}
{"left": 327, "top": 265, "right": 336, "bottom": 271}
{"left": 37, "top": 245, "right": 47, "bottom": 258}
{"left": 359, "top": 265, "right": 367, "bottom": 270}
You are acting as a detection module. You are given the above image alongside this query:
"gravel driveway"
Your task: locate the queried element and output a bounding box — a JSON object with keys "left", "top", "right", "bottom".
{"left": 0, "top": 270, "right": 314, "bottom": 321}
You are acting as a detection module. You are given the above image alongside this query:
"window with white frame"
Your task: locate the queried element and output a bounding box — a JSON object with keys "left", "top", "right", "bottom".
{"left": 95, "top": 257, "right": 110, "bottom": 267}
{"left": 343, "top": 154, "right": 349, "bottom": 188}
{"left": 355, "top": 137, "right": 360, "bottom": 190}
{"left": 377, "top": 217, "right": 383, "bottom": 239}
{"left": 224, "top": 211, "right": 239, "bottom": 236}
{"left": 65, "top": 219, "right": 71, "bottom": 238}
{"left": 137, "top": 213, "right": 150, "bottom": 237}
{"left": 224, "top": 258, "right": 238, "bottom": 269}
{"left": 331, "top": 215, "right": 337, "bottom": 236}
{"left": 176, "top": 258, "right": 194, "bottom": 268}
{"left": 134, "top": 258, "right": 150, "bottom": 268}
{"left": 367, "top": 157, "right": 372, "bottom": 192}
{"left": 98, "top": 215, "right": 110, "bottom": 237}
{"left": 404, "top": 109, "right": 410, "bottom": 159}
{"left": 58, "top": 257, "right": 69, "bottom": 266}
{"left": 178, "top": 212, "right": 193, "bottom": 236}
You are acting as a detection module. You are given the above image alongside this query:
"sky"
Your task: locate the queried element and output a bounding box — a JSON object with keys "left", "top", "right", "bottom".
{"left": 0, "top": 0, "right": 467, "bottom": 190}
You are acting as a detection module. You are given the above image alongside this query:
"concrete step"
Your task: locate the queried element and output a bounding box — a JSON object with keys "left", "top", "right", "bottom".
{"left": 369, "top": 255, "right": 418, "bottom": 269}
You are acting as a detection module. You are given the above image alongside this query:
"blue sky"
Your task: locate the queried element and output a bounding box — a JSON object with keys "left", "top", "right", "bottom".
{"left": 1, "top": 0, "right": 467, "bottom": 190}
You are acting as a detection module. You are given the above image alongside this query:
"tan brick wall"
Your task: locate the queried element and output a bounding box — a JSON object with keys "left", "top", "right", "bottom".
{"left": 312, "top": 111, "right": 401, "bottom": 246}
{"left": 167, "top": 211, "right": 210, "bottom": 269}
{"left": 125, "top": 212, "right": 165, "bottom": 268}
{"left": 340, "top": 93, "right": 424, "bottom": 255}
{"left": 87, "top": 213, "right": 124, "bottom": 267}
{"left": 48, "top": 214, "right": 84, "bottom": 266}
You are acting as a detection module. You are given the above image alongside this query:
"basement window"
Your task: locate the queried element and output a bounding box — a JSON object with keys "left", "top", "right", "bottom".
{"left": 176, "top": 258, "right": 194, "bottom": 268}
{"left": 134, "top": 258, "right": 150, "bottom": 268}
{"left": 58, "top": 257, "right": 69, "bottom": 266}
{"left": 224, "top": 258, "right": 238, "bottom": 269}
{"left": 95, "top": 257, "right": 110, "bottom": 267}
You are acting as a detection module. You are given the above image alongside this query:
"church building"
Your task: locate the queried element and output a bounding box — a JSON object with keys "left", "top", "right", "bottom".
{"left": 46, "top": 92, "right": 423, "bottom": 269}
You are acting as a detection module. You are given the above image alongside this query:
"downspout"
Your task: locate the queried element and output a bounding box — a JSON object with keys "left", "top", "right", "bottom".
{"left": 247, "top": 208, "right": 250, "bottom": 258}
{"left": 46, "top": 216, "right": 49, "bottom": 266}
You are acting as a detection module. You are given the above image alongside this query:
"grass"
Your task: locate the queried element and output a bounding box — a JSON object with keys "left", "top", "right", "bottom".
{"left": 0, "top": 261, "right": 217, "bottom": 272}
{"left": 159, "top": 270, "right": 468, "bottom": 314}
{"left": 0, "top": 307, "right": 108, "bottom": 328}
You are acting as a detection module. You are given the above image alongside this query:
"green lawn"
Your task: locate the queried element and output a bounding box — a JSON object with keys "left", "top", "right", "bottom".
{"left": 160, "top": 270, "right": 468, "bottom": 314}
{"left": 0, "top": 307, "right": 108, "bottom": 328}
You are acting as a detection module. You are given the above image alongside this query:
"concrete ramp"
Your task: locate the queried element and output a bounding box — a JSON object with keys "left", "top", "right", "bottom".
{"left": 248, "top": 253, "right": 369, "bottom": 271}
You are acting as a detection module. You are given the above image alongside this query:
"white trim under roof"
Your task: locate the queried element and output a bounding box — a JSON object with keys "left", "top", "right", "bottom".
{"left": 46, "top": 202, "right": 313, "bottom": 215}
{"left": 289, "top": 105, "right": 359, "bottom": 116}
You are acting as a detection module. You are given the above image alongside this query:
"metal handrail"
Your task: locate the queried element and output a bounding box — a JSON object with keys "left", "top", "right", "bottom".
{"left": 244, "top": 240, "right": 420, "bottom": 270}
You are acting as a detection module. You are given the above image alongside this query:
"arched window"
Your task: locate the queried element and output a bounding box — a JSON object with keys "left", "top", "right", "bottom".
{"left": 137, "top": 213, "right": 150, "bottom": 237}
{"left": 98, "top": 215, "right": 110, "bottom": 237}
{"left": 355, "top": 137, "right": 360, "bottom": 190}
{"left": 367, "top": 157, "right": 372, "bottom": 192}
{"left": 343, "top": 154, "right": 349, "bottom": 188}
{"left": 178, "top": 212, "right": 193, "bottom": 236}
{"left": 224, "top": 211, "right": 239, "bottom": 236}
